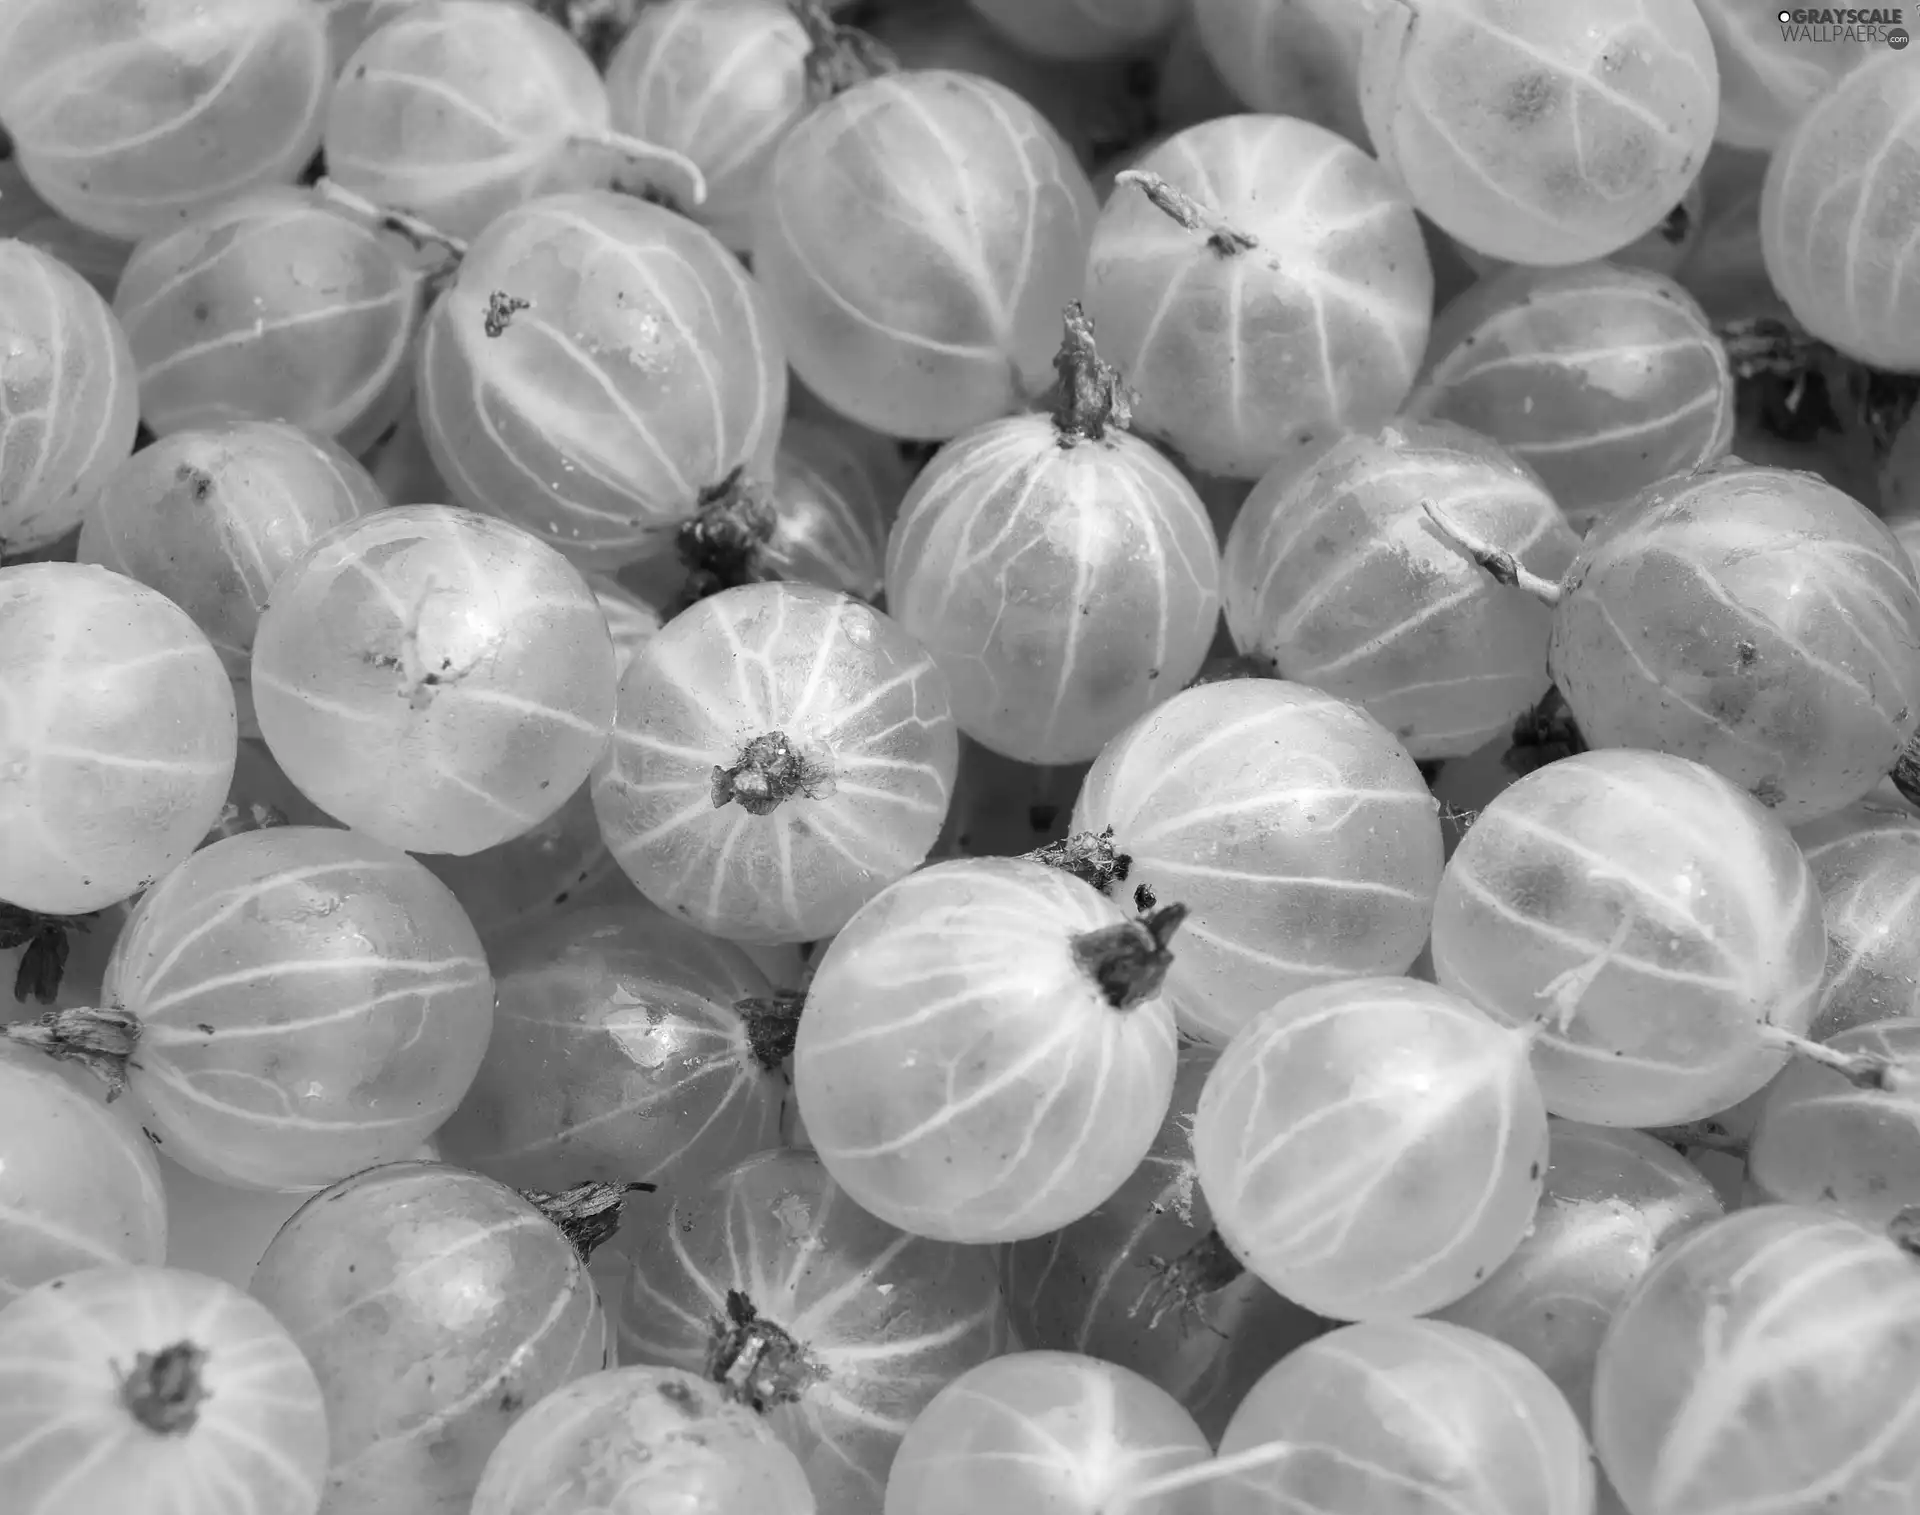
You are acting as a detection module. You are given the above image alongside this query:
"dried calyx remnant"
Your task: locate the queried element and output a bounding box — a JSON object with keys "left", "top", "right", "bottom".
{"left": 521, "top": 1180, "right": 655, "bottom": 1263}
{"left": 735, "top": 989, "right": 807, "bottom": 1071}
{"left": 791, "top": 0, "right": 896, "bottom": 102}
{"left": 707, "top": 1289, "right": 826, "bottom": 1410}
{"left": 483, "top": 291, "right": 529, "bottom": 338}
{"left": 1116, "top": 169, "right": 1259, "bottom": 257}
{"left": 1047, "top": 302, "right": 1131, "bottom": 444}
{"left": 1134, "top": 1227, "right": 1247, "bottom": 1330}
{"left": 1, "top": 1004, "right": 142, "bottom": 1096}
{"left": 1072, "top": 903, "right": 1189, "bottom": 1010}
{"left": 1504, "top": 686, "right": 1588, "bottom": 778}
{"left": 675, "top": 466, "right": 781, "bottom": 607}
{"left": 711, "top": 732, "right": 835, "bottom": 815}
{"left": 1025, "top": 826, "right": 1133, "bottom": 895}
{"left": 121, "top": 1341, "right": 211, "bottom": 1434}
{"left": 1721, "top": 312, "right": 1920, "bottom": 460}
{"left": 0, "top": 904, "right": 99, "bottom": 1005}
{"left": 1889, "top": 731, "right": 1920, "bottom": 812}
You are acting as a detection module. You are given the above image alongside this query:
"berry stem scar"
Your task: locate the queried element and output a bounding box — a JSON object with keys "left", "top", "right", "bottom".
{"left": 1114, "top": 170, "right": 1258, "bottom": 257}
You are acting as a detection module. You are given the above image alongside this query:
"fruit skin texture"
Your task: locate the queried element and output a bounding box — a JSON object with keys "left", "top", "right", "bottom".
{"left": 885, "top": 410, "right": 1221, "bottom": 766}
{"left": 1084, "top": 114, "right": 1433, "bottom": 482}
{"left": 1192, "top": 977, "right": 1549, "bottom": 1322}
{"left": 1548, "top": 462, "right": 1920, "bottom": 826}
{"left": 618, "top": 1147, "right": 1012, "bottom": 1515}
{"left": 419, "top": 190, "right": 787, "bottom": 570}
{"left": 793, "top": 856, "right": 1180, "bottom": 1245}
{"left": 751, "top": 69, "right": 1098, "bottom": 442}
{"left": 0, "top": 1262, "right": 331, "bottom": 1515}
{"left": 469, "top": 1366, "right": 817, "bottom": 1515}
{"left": 250, "top": 1162, "right": 612, "bottom": 1515}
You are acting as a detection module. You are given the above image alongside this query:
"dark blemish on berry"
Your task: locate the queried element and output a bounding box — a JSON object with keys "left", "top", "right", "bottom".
{"left": 142, "top": 1127, "right": 163, "bottom": 1145}
{"left": 175, "top": 464, "right": 214, "bottom": 502}
{"left": 1029, "top": 803, "right": 1059, "bottom": 832}
{"left": 191, "top": 302, "right": 210, "bottom": 322}
{"left": 658, "top": 1378, "right": 699, "bottom": 1414}
{"left": 196, "top": 1023, "right": 214, "bottom": 1035}
{"left": 1736, "top": 640, "right": 1758, "bottom": 667}
{"left": 1529, "top": 1161, "right": 1541, "bottom": 1180}
{"left": 1134, "top": 882, "right": 1158, "bottom": 912}
{"left": 1501, "top": 74, "right": 1558, "bottom": 125}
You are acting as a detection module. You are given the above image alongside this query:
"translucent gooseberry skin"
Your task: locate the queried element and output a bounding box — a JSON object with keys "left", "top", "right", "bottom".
{"left": 326, "top": 0, "right": 620, "bottom": 244}
{"left": 0, "top": 0, "right": 330, "bottom": 242}
{"left": 252, "top": 505, "right": 619, "bottom": 857}
{"left": 435, "top": 905, "right": 786, "bottom": 1191}
{"left": 1594, "top": 1206, "right": 1920, "bottom": 1515}
{"left": 1003, "top": 1043, "right": 1331, "bottom": 1441}
{"left": 0, "top": 1264, "right": 330, "bottom": 1515}
{"left": 1762, "top": 53, "right": 1920, "bottom": 371}
{"left": 0, "top": 159, "right": 130, "bottom": 300}
{"left": 589, "top": 574, "right": 664, "bottom": 676}
{"left": 603, "top": 0, "right": 809, "bottom": 255}
{"left": 884, "top": 1351, "right": 1211, "bottom": 1515}
{"left": 1070, "top": 680, "right": 1444, "bottom": 1046}
{"left": 1430, "top": 749, "right": 1827, "bottom": 1129}
{"left": 0, "top": 562, "right": 238, "bottom": 915}
{"left": 0, "top": 240, "right": 140, "bottom": 554}
{"left": 419, "top": 781, "right": 623, "bottom": 940}
{"left": 112, "top": 189, "right": 422, "bottom": 454}
{"left": 1223, "top": 419, "right": 1579, "bottom": 759}
{"left": 1450, "top": 177, "right": 1706, "bottom": 285}
{"left": 102, "top": 826, "right": 494, "bottom": 1192}
{"left": 591, "top": 582, "right": 958, "bottom": 944}
{"left": 77, "top": 421, "right": 386, "bottom": 737}
{"left": 1749, "top": 1016, "right": 1920, "bottom": 1229}
{"left": 1795, "top": 801, "right": 1920, "bottom": 1039}
{"left": 1433, "top": 1120, "right": 1723, "bottom": 1431}
{"left": 967, "top": 0, "right": 1185, "bottom": 61}
{"left": 1084, "top": 115, "right": 1433, "bottom": 482}
{"left": 471, "top": 1366, "right": 817, "bottom": 1515}
{"left": 0, "top": 1048, "right": 167, "bottom": 1305}
{"left": 1405, "top": 263, "right": 1735, "bottom": 534}
{"left": 1547, "top": 463, "right": 1920, "bottom": 825}
{"left": 251, "top": 1162, "right": 612, "bottom": 1515}
{"left": 1359, "top": 0, "right": 1719, "bottom": 268}
{"left": 1694, "top": 0, "right": 1854, "bottom": 152}
{"left": 418, "top": 190, "right": 787, "bottom": 570}
{"left": 1188, "top": 0, "right": 1370, "bottom": 143}
{"left": 885, "top": 411, "right": 1222, "bottom": 765}
{"left": 1194, "top": 977, "right": 1548, "bottom": 1322}
{"left": 793, "top": 857, "right": 1180, "bottom": 1244}
{"left": 751, "top": 70, "right": 1098, "bottom": 442}
{"left": 619, "top": 1148, "right": 1012, "bottom": 1515}
{"left": 1213, "top": 1319, "right": 1596, "bottom": 1515}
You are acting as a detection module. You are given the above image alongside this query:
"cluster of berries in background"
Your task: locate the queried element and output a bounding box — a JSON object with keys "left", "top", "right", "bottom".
{"left": 7, "top": 1, "right": 1920, "bottom": 1513}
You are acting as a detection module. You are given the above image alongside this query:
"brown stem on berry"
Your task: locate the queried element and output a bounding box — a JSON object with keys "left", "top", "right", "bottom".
{"left": 1, "top": 1005, "right": 141, "bottom": 1097}
{"left": 736, "top": 990, "right": 806, "bottom": 1072}
{"left": 1024, "top": 827, "right": 1131, "bottom": 896}
{"left": 675, "top": 467, "right": 781, "bottom": 607}
{"left": 121, "top": 1342, "right": 210, "bottom": 1434}
{"left": 1759, "top": 1025, "right": 1912, "bottom": 1092}
{"left": 522, "top": 1181, "right": 655, "bottom": 1263}
{"left": 312, "top": 177, "right": 467, "bottom": 264}
{"left": 1072, "top": 903, "right": 1188, "bottom": 1010}
{"left": 574, "top": 130, "right": 709, "bottom": 208}
{"left": 1114, "top": 170, "right": 1257, "bottom": 257}
{"left": 791, "top": 0, "right": 895, "bottom": 103}
{"left": 711, "top": 733, "right": 835, "bottom": 816}
{"left": 1048, "top": 303, "right": 1131, "bottom": 444}
{"left": 1421, "top": 501, "right": 1564, "bottom": 604}
{"left": 707, "top": 1289, "right": 826, "bottom": 1411}
{"left": 1132, "top": 1227, "right": 1246, "bottom": 1331}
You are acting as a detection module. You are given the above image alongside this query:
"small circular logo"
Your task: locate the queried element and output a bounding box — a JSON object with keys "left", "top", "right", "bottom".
{"left": 1778, "top": 8, "right": 1791, "bottom": 19}
{"left": 1891, "top": 25, "right": 1912, "bottom": 47}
